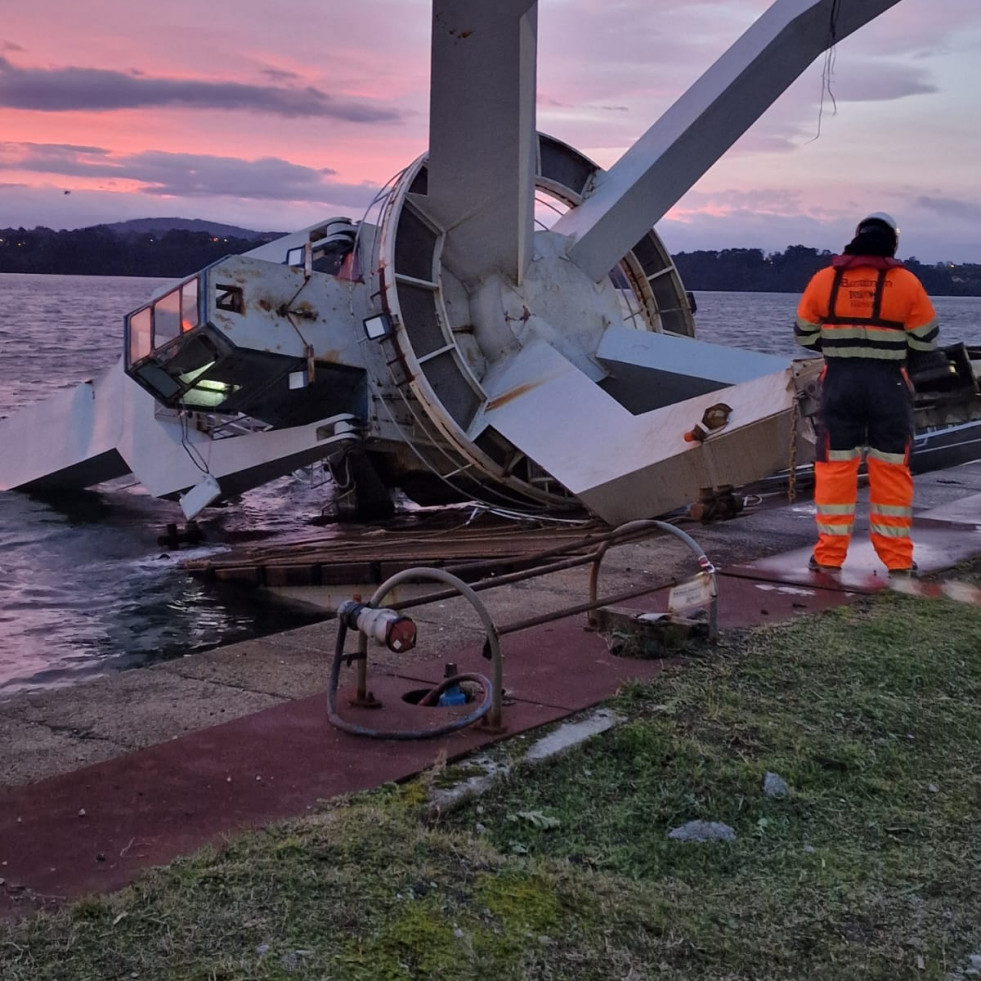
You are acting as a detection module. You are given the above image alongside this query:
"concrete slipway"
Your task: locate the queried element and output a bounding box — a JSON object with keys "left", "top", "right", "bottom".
{"left": 1, "top": 461, "right": 980, "bottom": 918}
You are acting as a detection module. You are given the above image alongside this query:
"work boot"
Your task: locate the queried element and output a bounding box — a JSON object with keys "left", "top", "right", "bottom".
{"left": 808, "top": 554, "right": 842, "bottom": 573}
{"left": 888, "top": 562, "right": 919, "bottom": 579}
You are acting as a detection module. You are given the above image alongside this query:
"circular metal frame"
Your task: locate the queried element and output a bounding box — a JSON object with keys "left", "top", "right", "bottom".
{"left": 369, "top": 134, "right": 694, "bottom": 510}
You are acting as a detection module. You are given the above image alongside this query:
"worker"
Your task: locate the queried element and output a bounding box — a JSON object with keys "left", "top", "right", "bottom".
{"left": 795, "top": 212, "right": 938, "bottom": 576}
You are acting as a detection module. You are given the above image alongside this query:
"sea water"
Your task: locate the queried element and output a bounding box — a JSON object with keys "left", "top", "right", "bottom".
{"left": 0, "top": 274, "right": 331, "bottom": 694}
{"left": 2, "top": 273, "right": 980, "bottom": 693}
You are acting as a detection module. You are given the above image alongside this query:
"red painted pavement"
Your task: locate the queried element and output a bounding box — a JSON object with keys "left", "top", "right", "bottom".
{"left": 0, "top": 618, "right": 665, "bottom": 917}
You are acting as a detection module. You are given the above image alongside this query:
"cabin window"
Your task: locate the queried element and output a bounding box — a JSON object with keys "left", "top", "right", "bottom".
{"left": 181, "top": 279, "right": 199, "bottom": 331}
{"left": 128, "top": 306, "right": 152, "bottom": 365}
{"left": 133, "top": 362, "right": 182, "bottom": 401}
{"left": 154, "top": 289, "right": 182, "bottom": 346}
{"left": 215, "top": 284, "right": 244, "bottom": 314}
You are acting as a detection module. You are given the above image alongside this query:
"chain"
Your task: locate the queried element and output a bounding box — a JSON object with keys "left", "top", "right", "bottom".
{"left": 786, "top": 393, "right": 801, "bottom": 503}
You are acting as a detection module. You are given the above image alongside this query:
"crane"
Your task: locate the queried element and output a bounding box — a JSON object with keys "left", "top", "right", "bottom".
{"left": 0, "top": 1, "right": 911, "bottom": 524}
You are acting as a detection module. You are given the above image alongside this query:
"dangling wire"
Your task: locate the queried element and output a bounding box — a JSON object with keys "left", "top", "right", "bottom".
{"left": 807, "top": 0, "right": 842, "bottom": 144}
{"left": 320, "top": 450, "right": 358, "bottom": 519}
{"left": 178, "top": 405, "right": 212, "bottom": 475}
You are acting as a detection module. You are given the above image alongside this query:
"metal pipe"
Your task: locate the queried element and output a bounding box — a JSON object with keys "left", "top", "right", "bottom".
{"left": 327, "top": 619, "right": 493, "bottom": 739}
{"left": 356, "top": 630, "right": 369, "bottom": 703}
{"left": 369, "top": 567, "right": 504, "bottom": 730}
{"left": 496, "top": 578, "right": 680, "bottom": 637}
{"left": 588, "top": 519, "right": 717, "bottom": 640}
{"left": 384, "top": 525, "right": 665, "bottom": 614}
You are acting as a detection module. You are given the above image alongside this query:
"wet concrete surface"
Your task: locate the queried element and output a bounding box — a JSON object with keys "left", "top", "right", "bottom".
{"left": 1, "top": 461, "right": 979, "bottom": 916}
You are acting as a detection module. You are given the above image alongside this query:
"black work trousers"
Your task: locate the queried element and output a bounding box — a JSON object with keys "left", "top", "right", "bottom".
{"left": 817, "top": 359, "right": 913, "bottom": 458}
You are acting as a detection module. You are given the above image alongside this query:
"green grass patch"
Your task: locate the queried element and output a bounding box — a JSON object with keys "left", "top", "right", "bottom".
{"left": 3, "top": 561, "right": 981, "bottom": 979}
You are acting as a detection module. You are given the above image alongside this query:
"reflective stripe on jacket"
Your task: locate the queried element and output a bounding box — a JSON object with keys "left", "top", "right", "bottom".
{"left": 795, "top": 255, "right": 938, "bottom": 360}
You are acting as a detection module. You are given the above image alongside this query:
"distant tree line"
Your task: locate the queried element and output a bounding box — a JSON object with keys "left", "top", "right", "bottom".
{"left": 0, "top": 226, "right": 270, "bottom": 278}
{"left": 3, "top": 227, "right": 981, "bottom": 296}
{"left": 674, "top": 246, "right": 981, "bottom": 297}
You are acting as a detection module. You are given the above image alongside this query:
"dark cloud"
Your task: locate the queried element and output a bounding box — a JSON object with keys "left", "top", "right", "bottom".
{"left": 540, "top": 97, "right": 628, "bottom": 114}
{"left": 2, "top": 142, "right": 379, "bottom": 206}
{"left": 260, "top": 67, "right": 303, "bottom": 83}
{"left": 1, "top": 41, "right": 25, "bottom": 52}
{"left": 914, "top": 195, "right": 981, "bottom": 224}
{"left": 2, "top": 141, "right": 108, "bottom": 158}
{"left": 0, "top": 56, "right": 402, "bottom": 122}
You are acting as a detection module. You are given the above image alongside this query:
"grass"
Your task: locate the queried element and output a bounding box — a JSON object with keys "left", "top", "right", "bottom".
{"left": 3, "top": 560, "right": 981, "bottom": 979}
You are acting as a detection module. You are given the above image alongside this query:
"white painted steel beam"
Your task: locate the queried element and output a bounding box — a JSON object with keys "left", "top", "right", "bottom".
{"left": 0, "top": 354, "right": 358, "bottom": 501}
{"left": 596, "top": 326, "right": 791, "bottom": 412}
{"left": 0, "top": 363, "right": 129, "bottom": 491}
{"left": 421, "top": 0, "right": 538, "bottom": 286}
{"left": 122, "top": 415, "right": 358, "bottom": 501}
{"left": 598, "top": 326, "right": 788, "bottom": 386}
{"left": 555, "top": 0, "right": 903, "bottom": 282}
{"left": 478, "top": 341, "right": 801, "bottom": 524}
{"left": 109, "top": 388, "right": 358, "bottom": 501}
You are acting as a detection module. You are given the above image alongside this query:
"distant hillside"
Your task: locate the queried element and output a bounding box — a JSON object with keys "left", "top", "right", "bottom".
{"left": 0, "top": 223, "right": 280, "bottom": 278}
{"left": 4, "top": 225, "right": 981, "bottom": 294}
{"left": 103, "top": 217, "right": 285, "bottom": 241}
{"left": 674, "top": 246, "right": 981, "bottom": 298}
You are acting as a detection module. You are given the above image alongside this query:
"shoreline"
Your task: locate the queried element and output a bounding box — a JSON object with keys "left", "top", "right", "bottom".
{"left": 1, "top": 460, "right": 980, "bottom": 915}
{"left": 4, "top": 461, "right": 981, "bottom": 790}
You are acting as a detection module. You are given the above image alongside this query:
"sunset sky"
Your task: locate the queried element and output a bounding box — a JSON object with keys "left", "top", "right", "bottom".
{"left": 2, "top": 0, "right": 980, "bottom": 263}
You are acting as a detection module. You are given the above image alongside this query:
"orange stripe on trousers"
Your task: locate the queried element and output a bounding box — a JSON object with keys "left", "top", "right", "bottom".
{"left": 813, "top": 458, "right": 860, "bottom": 567}
{"left": 867, "top": 455, "right": 914, "bottom": 570}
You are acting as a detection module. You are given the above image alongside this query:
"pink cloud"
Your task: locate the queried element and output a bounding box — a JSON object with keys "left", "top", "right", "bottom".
{"left": 1, "top": 0, "right": 980, "bottom": 263}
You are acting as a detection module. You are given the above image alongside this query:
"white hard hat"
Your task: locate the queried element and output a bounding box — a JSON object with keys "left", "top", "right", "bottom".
{"left": 856, "top": 212, "right": 899, "bottom": 239}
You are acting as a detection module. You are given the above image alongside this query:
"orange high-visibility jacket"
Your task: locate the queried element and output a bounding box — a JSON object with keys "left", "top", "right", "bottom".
{"left": 796, "top": 255, "right": 938, "bottom": 360}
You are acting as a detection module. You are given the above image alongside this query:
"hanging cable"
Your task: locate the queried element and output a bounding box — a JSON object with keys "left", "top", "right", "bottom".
{"left": 808, "top": 0, "right": 842, "bottom": 144}
{"left": 178, "top": 406, "right": 212, "bottom": 475}
{"left": 320, "top": 449, "right": 358, "bottom": 519}
{"left": 462, "top": 502, "right": 594, "bottom": 528}
{"left": 370, "top": 374, "right": 561, "bottom": 513}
